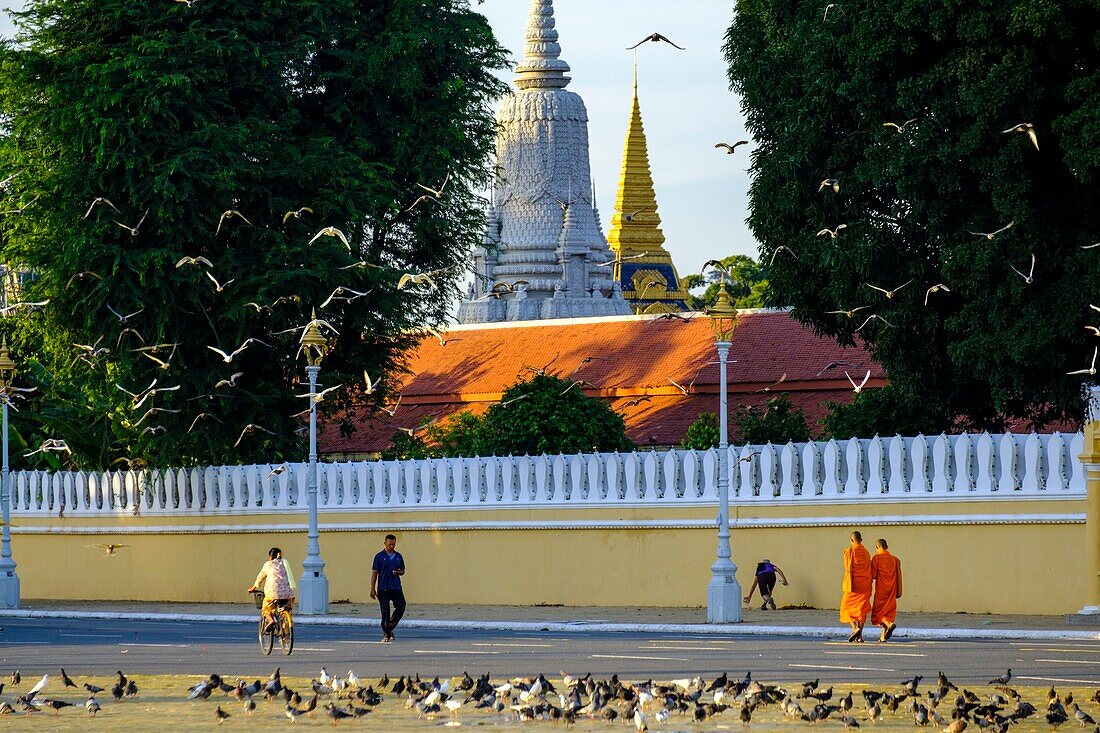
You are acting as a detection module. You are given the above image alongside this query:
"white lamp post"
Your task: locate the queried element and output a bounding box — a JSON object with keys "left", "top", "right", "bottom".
{"left": 706, "top": 284, "right": 741, "bottom": 622}
{"left": 297, "top": 311, "right": 329, "bottom": 615}
{"left": 0, "top": 339, "right": 20, "bottom": 608}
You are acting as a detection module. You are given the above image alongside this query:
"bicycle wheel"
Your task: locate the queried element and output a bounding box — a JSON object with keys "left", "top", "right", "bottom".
{"left": 278, "top": 609, "right": 294, "bottom": 655}
{"left": 259, "top": 615, "right": 274, "bottom": 656}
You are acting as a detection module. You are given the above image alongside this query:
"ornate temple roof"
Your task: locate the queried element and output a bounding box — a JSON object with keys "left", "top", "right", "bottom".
{"left": 457, "top": 0, "right": 631, "bottom": 324}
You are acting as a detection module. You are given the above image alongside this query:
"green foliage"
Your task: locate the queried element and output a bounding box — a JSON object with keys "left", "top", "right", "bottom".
{"left": 0, "top": 0, "right": 509, "bottom": 468}
{"left": 682, "top": 254, "right": 768, "bottom": 311}
{"left": 735, "top": 395, "right": 810, "bottom": 445}
{"left": 381, "top": 411, "right": 488, "bottom": 461}
{"left": 681, "top": 411, "right": 720, "bottom": 450}
{"left": 822, "top": 385, "right": 955, "bottom": 440}
{"left": 725, "top": 1, "right": 1100, "bottom": 431}
{"left": 479, "top": 374, "right": 633, "bottom": 456}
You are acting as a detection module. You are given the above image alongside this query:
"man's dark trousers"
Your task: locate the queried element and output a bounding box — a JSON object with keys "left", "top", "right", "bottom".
{"left": 378, "top": 589, "right": 406, "bottom": 635}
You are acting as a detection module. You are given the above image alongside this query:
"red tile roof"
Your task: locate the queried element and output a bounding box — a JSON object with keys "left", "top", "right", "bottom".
{"left": 319, "top": 310, "right": 886, "bottom": 456}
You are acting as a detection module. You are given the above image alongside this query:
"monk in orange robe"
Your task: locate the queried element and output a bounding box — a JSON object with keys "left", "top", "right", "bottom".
{"left": 870, "top": 538, "right": 902, "bottom": 642}
{"left": 839, "top": 531, "right": 872, "bottom": 642}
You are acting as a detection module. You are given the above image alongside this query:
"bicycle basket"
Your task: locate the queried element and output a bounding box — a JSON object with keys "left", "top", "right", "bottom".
{"left": 251, "top": 590, "right": 265, "bottom": 610}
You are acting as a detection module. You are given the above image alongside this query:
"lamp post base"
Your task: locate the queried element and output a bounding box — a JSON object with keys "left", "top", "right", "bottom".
{"left": 706, "top": 569, "right": 742, "bottom": 623}
{"left": 297, "top": 572, "right": 328, "bottom": 616}
{"left": 0, "top": 571, "right": 20, "bottom": 610}
{"left": 1077, "top": 605, "right": 1100, "bottom": 616}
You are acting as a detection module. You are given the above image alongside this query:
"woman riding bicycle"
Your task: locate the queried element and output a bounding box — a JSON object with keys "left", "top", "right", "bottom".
{"left": 247, "top": 547, "right": 296, "bottom": 633}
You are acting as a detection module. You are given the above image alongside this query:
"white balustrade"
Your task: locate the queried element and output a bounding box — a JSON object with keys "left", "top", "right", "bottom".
{"left": 6, "top": 431, "right": 1087, "bottom": 517}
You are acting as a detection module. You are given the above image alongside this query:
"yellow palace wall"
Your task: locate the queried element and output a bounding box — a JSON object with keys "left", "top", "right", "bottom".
{"left": 9, "top": 496, "right": 1084, "bottom": 615}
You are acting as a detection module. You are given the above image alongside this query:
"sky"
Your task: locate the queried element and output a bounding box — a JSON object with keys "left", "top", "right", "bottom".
{"left": 0, "top": 0, "right": 759, "bottom": 278}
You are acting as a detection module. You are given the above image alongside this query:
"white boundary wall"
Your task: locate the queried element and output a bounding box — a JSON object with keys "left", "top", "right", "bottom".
{"left": 8, "top": 431, "right": 1085, "bottom": 518}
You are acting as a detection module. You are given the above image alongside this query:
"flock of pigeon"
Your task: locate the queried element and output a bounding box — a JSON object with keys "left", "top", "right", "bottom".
{"left": 177, "top": 665, "right": 1100, "bottom": 729}
{"left": 0, "top": 668, "right": 135, "bottom": 716}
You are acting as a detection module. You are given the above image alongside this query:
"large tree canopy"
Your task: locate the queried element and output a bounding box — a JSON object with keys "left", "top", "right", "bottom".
{"left": 726, "top": 0, "right": 1100, "bottom": 430}
{"left": 0, "top": 0, "right": 508, "bottom": 467}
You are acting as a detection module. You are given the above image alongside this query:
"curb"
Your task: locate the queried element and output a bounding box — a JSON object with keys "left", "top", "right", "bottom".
{"left": 0, "top": 609, "right": 1098, "bottom": 641}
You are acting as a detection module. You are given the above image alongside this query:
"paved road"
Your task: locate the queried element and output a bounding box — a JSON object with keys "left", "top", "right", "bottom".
{"left": 1, "top": 617, "right": 1098, "bottom": 686}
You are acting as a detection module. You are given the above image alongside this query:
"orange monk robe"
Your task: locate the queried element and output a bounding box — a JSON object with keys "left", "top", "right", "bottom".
{"left": 870, "top": 549, "right": 903, "bottom": 626}
{"left": 839, "top": 544, "right": 872, "bottom": 623}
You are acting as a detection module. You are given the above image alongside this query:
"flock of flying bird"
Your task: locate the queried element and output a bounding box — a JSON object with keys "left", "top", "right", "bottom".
{"left": 41, "top": 663, "right": 1100, "bottom": 731}
{"left": 2, "top": 179, "right": 464, "bottom": 464}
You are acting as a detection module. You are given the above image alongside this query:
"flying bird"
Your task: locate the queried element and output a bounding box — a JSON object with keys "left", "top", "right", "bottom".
{"left": 924, "top": 283, "right": 951, "bottom": 305}
{"left": 855, "top": 313, "right": 892, "bottom": 331}
{"left": 282, "top": 207, "right": 313, "bottom": 224}
{"left": 113, "top": 210, "right": 148, "bottom": 237}
{"left": 397, "top": 272, "right": 438, "bottom": 291}
{"left": 362, "top": 372, "right": 379, "bottom": 395}
{"left": 846, "top": 370, "right": 871, "bottom": 393}
{"left": 865, "top": 279, "right": 913, "bottom": 299}
{"left": 1001, "top": 122, "right": 1039, "bottom": 150}
{"left": 309, "top": 226, "right": 351, "bottom": 251}
{"left": 1010, "top": 253, "right": 1036, "bottom": 284}
{"left": 214, "top": 372, "right": 244, "bottom": 389}
{"left": 82, "top": 197, "right": 120, "bottom": 220}
{"left": 595, "top": 252, "right": 647, "bottom": 267}
{"left": 234, "top": 424, "right": 276, "bottom": 447}
{"left": 626, "top": 33, "right": 685, "bottom": 50}
{"left": 623, "top": 208, "right": 654, "bottom": 222}
{"left": 714, "top": 141, "right": 749, "bottom": 154}
{"left": 1068, "top": 347, "right": 1099, "bottom": 376}
{"left": 106, "top": 304, "right": 144, "bottom": 323}
{"left": 64, "top": 271, "right": 103, "bottom": 289}
{"left": 667, "top": 377, "right": 696, "bottom": 396}
{"left": 883, "top": 118, "right": 918, "bottom": 132}
{"left": 25, "top": 439, "right": 71, "bottom": 457}
{"left": 204, "top": 270, "right": 235, "bottom": 293}
{"left": 320, "top": 286, "right": 371, "bottom": 308}
{"left": 86, "top": 543, "right": 128, "bottom": 556}
{"left": 490, "top": 280, "right": 529, "bottom": 298}
{"left": 817, "top": 225, "right": 847, "bottom": 239}
{"left": 295, "top": 383, "right": 343, "bottom": 404}
{"left": 818, "top": 178, "right": 840, "bottom": 193}
{"left": 415, "top": 172, "right": 452, "bottom": 199}
{"left": 1080, "top": 242, "right": 1100, "bottom": 250}
{"left": 823, "top": 3, "right": 838, "bottom": 20}
{"left": 827, "top": 305, "right": 871, "bottom": 318}
{"left": 188, "top": 413, "right": 223, "bottom": 432}
{"left": 214, "top": 209, "right": 252, "bottom": 237}
{"left": 175, "top": 256, "right": 213, "bottom": 269}
{"left": 207, "top": 338, "right": 271, "bottom": 363}
{"left": 969, "top": 221, "right": 1014, "bottom": 240}
{"left": 756, "top": 373, "right": 788, "bottom": 393}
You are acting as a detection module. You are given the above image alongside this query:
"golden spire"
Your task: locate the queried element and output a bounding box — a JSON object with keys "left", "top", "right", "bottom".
{"left": 605, "top": 63, "right": 689, "bottom": 313}
{"left": 606, "top": 62, "right": 665, "bottom": 255}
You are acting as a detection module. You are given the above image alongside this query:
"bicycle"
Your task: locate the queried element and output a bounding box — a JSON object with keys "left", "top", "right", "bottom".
{"left": 251, "top": 590, "right": 294, "bottom": 655}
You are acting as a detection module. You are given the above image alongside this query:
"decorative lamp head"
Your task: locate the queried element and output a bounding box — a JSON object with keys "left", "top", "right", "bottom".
{"left": 0, "top": 338, "right": 15, "bottom": 388}
{"left": 707, "top": 282, "right": 739, "bottom": 343}
{"left": 299, "top": 309, "right": 329, "bottom": 367}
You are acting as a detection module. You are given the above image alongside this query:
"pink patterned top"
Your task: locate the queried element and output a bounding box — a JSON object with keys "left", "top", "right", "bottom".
{"left": 254, "top": 559, "right": 294, "bottom": 600}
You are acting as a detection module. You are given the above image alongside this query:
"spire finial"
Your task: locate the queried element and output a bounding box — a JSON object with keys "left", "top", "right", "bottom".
{"left": 514, "top": 0, "right": 571, "bottom": 90}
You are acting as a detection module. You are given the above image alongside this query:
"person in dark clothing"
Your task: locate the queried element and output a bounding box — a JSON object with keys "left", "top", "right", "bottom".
{"left": 370, "top": 533, "right": 406, "bottom": 642}
{"left": 743, "top": 558, "right": 789, "bottom": 610}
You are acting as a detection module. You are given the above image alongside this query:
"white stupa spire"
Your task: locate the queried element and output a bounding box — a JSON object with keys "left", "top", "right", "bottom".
{"left": 514, "top": 0, "right": 571, "bottom": 90}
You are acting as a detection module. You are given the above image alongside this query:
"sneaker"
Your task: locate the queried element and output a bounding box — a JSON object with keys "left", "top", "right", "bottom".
{"left": 767, "top": 598, "right": 777, "bottom": 610}
{"left": 381, "top": 634, "right": 391, "bottom": 643}
{"left": 388, "top": 631, "right": 396, "bottom": 642}
{"left": 761, "top": 602, "right": 769, "bottom": 610}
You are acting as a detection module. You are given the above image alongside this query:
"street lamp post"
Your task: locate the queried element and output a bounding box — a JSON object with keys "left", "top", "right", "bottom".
{"left": 297, "top": 311, "right": 329, "bottom": 615}
{"left": 706, "top": 284, "right": 741, "bottom": 623}
{"left": 0, "top": 339, "right": 20, "bottom": 608}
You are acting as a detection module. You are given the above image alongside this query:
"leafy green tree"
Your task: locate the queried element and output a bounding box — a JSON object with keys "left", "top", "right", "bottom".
{"left": 479, "top": 374, "right": 633, "bottom": 457}
{"left": 681, "top": 412, "right": 720, "bottom": 450}
{"left": 822, "top": 385, "right": 954, "bottom": 440}
{"left": 735, "top": 395, "right": 810, "bottom": 445}
{"left": 681, "top": 254, "right": 768, "bottom": 311}
{"left": 0, "top": 0, "right": 508, "bottom": 468}
{"left": 726, "top": 1, "right": 1100, "bottom": 431}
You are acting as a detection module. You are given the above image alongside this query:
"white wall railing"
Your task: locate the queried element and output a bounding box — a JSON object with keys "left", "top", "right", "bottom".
{"left": 6, "top": 432, "right": 1086, "bottom": 518}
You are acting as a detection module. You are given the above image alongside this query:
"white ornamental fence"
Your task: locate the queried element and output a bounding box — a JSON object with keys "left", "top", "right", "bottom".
{"left": 6, "top": 432, "right": 1086, "bottom": 518}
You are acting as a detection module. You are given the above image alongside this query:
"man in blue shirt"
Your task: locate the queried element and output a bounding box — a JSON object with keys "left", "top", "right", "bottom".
{"left": 370, "top": 533, "right": 406, "bottom": 642}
